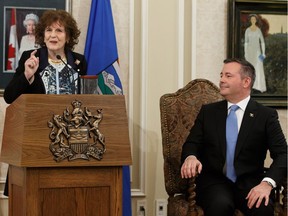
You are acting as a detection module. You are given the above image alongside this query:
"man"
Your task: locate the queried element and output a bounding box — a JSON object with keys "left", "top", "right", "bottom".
{"left": 181, "top": 58, "right": 287, "bottom": 216}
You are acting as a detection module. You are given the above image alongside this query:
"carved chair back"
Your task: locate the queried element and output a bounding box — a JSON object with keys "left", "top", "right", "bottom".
{"left": 160, "top": 79, "right": 223, "bottom": 215}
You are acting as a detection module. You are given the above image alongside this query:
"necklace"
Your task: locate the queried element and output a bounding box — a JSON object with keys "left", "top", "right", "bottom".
{"left": 48, "top": 57, "right": 66, "bottom": 64}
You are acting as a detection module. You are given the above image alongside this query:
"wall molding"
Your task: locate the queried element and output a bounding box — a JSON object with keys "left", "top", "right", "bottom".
{"left": 0, "top": 193, "right": 8, "bottom": 199}
{"left": 130, "top": 0, "right": 148, "bottom": 197}
{"left": 0, "top": 180, "right": 7, "bottom": 199}
{"left": 128, "top": 0, "right": 135, "bottom": 196}
{"left": 191, "top": 0, "right": 197, "bottom": 79}
{"left": 66, "top": 0, "right": 72, "bottom": 12}
{"left": 177, "top": 0, "right": 185, "bottom": 88}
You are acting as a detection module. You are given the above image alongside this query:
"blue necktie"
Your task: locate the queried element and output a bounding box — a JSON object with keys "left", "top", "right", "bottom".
{"left": 226, "top": 105, "right": 239, "bottom": 182}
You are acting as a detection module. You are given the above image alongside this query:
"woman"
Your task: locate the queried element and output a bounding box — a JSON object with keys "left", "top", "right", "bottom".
{"left": 244, "top": 14, "right": 266, "bottom": 93}
{"left": 4, "top": 10, "right": 87, "bottom": 104}
{"left": 3, "top": 10, "right": 87, "bottom": 196}
{"left": 19, "top": 13, "right": 40, "bottom": 58}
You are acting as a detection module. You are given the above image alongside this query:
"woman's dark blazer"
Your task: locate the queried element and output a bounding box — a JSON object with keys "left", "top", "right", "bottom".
{"left": 4, "top": 47, "right": 87, "bottom": 104}
{"left": 181, "top": 99, "right": 287, "bottom": 191}
{"left": 3, "top": 47, "right": 87, "bottom": 196}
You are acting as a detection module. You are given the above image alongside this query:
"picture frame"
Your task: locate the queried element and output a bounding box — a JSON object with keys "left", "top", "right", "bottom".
{"left": 227, "top": 0, "right": 287, "bottom": 108}
{"left": 0, "top": 0, "right": 71, "bottom": 96}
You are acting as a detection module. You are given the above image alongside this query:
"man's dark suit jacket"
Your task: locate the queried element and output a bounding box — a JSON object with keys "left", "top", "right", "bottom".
{"left": 181, "top": 99, "right": 287, "bottom": 191}
{"left": 4, "top": 47, "right": 87, "bottom": 104}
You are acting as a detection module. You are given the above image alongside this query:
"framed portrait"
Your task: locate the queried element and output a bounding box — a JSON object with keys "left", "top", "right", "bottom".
{"left": 0, "top": 0, "right": 71, "bottom": 95}
{"left": 228, "top": 0, "right": 287, "bottom": 108}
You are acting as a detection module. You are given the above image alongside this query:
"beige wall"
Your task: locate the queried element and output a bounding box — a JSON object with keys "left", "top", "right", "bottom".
{"left": 0, "top": 0, "right": 287, "bottom": 216}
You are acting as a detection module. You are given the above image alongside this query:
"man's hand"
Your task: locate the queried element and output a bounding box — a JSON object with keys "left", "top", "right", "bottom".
{"left": 246, "top": 181, "right": 273, "bottom": 209}
{"left": 181, "top": 155, "right": 202, "bottom": 178}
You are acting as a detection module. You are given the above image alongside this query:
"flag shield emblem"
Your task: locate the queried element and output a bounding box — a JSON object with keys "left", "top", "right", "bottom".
{"left": 68, "top": 127, "right": 89, "bottom": 160}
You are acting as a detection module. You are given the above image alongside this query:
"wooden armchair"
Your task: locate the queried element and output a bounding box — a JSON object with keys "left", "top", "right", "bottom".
{"left": 159, "top": 79, "right": 287, "bottom": 216}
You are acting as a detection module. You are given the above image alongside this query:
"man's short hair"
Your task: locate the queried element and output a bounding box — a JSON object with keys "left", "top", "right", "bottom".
{"left": 224, "top": 58, "right": 256, "bottom": 89}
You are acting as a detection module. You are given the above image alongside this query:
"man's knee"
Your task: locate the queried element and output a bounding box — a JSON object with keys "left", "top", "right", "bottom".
{"left": 244, "top": 199, "right": 274, "bottom": 216}
{"left": 203, "top": 195, "right": 235, "bottom": 216}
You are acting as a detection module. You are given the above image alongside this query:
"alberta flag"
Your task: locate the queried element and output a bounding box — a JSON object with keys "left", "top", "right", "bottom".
{"left": 84, "top": 0, "right": 131, "bottom": 215}
{"left": 6, "top": 8, "right": 19, "bottom": 71}
{"left": 84, "top": 0, "right": 123, "bottom": 95}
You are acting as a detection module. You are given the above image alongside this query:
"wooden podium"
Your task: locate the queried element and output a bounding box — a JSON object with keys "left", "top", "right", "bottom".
{"left": 0, "top": 94, "right": 132, "bottom": 216}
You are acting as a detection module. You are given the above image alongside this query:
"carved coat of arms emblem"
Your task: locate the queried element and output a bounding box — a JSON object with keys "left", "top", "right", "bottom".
{"left": 48, "top": 100, "right": 106, "bottom": 162}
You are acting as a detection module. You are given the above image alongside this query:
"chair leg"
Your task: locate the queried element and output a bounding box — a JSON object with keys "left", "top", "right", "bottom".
{"left": 187, "top": 178, "right": 204, "bottom": 216}
{"left": 281, "top": 178, "right": 287, "bottom": 216}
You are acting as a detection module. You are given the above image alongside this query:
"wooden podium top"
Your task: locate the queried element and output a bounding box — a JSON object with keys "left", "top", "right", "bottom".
{"left": 0, "top": 94, "right": 132, "bottom": 167}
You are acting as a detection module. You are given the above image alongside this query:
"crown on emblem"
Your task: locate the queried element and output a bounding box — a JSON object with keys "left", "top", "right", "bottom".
{"left": 72, "top": 100, "right": 82, "bottom": 108}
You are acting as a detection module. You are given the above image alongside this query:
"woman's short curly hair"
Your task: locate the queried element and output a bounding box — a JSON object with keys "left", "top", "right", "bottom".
{"left": 35, "top": 10, "right": 80, "bottom": 50}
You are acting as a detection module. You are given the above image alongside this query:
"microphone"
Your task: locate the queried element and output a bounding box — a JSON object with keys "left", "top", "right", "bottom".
{"left": 55, "top": 55, "right": 79, "bottom": 94}
{"left": 56, "top": 55, "right": 72, "bottom": 69}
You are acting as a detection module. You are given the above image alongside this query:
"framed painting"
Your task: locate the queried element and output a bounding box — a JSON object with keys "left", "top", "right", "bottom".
{"left": 228, "top": 0, "right": 287, "bottom": 108}
{"left": 0, "top": 0, "right": 71, "bottom": 96}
